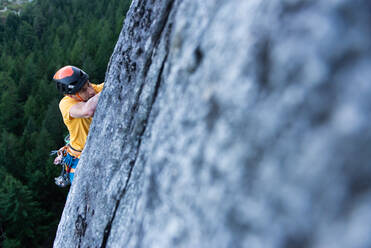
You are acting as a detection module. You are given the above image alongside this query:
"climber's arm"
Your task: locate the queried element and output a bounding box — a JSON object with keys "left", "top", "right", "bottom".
{"left": 69, "top": 92, "right": 101, "bottom": 118}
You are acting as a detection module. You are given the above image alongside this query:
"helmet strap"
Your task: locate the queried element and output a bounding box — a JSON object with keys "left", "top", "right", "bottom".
{"left": 75, "top": 92, "right": 85, "bottom": 102}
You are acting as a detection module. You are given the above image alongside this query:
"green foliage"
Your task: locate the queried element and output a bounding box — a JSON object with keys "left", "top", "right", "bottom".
{"left": 0, "top": 173, "right": 53, "bottom": 247}
{"left": 0, "top": 131, "right": 24, "bottom": 180}
{"left": 0, "top": 0, "right": 131, "bottom": 247}
{"left": 0, "top": 80, "right": 23, "bottom": 134}
{"left": 2, "top": 238, "right": 21, "bottom": 248}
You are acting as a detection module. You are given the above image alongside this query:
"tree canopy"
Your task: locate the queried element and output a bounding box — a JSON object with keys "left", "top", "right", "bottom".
{"left": 0, "top": 0, "right": 131, "bottom": 247}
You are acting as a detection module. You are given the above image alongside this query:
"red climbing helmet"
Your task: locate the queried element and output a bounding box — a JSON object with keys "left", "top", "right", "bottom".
{"left": 53, "top": 65, "right": 89, "bottom": 94}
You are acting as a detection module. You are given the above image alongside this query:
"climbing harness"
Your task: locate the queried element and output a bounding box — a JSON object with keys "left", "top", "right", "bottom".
{"left": 50, "top": 135, "right": 81, "bottom": 187}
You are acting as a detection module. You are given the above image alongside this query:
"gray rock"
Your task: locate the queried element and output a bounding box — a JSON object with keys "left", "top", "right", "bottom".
{"left": 54, "top": 0, "right": 371, "bottom": 247}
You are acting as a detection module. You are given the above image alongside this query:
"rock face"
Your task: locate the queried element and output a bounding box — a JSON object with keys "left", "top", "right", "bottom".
{"left": 54, "top": 0, "right": 371, "bottom": 247}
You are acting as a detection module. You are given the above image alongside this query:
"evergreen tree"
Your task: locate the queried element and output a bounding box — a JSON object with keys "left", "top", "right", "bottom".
{"left": 18, "top": 21, "right": 37, "bottom": 52}
{"left": 4, "top": 13, "right": 20, "bottom": 41}
{"left": 0, "top": 174, "right": 51, "bottom": 247}
{"left": 0, "top": 81, "right": 22, "bottom": 135}
{"left": 0, "top": 130, "right": 23, "bottom": 180}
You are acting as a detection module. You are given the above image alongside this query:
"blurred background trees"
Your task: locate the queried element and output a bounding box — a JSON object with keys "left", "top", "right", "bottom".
{"left": 0, "top": 0, "right": 131, "bottom": 247}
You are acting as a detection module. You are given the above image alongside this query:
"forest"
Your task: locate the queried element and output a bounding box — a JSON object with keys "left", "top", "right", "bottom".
{"left": 0, "top": 0, "right": 131, "bottom": 247}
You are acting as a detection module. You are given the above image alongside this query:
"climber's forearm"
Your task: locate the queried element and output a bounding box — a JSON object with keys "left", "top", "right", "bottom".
{"left": 69, "top": 92, "right": 101, "bottom": 118}
{"left": 84, "top": 92, "right": 101, "bottom": 117}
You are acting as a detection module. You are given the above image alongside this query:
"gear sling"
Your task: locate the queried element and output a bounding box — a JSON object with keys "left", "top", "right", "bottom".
{"left": 51, "top": 136, "right": 81, "bottom": 187}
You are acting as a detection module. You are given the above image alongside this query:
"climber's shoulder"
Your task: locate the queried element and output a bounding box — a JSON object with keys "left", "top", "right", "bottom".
{"left": 92, "top": 82, "right": 104, "bottom": 93}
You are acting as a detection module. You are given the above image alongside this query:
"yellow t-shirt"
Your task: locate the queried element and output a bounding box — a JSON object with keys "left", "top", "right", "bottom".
{"left": 59, "top": 83, "right": 104, "bottom": 153}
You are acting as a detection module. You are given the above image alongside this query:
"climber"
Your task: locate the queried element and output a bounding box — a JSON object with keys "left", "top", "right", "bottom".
{"left": 52, "top": 65, "right": 104, "bottom": 186}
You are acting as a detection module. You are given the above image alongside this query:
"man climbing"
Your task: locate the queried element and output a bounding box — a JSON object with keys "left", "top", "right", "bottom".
{"left": 52, "top": 65, "right": 104, "bottom": 186}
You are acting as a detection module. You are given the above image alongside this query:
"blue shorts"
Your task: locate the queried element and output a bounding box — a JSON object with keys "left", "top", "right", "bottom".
{"left": 63, "top": 153, "right": 79, "bottom": 183}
